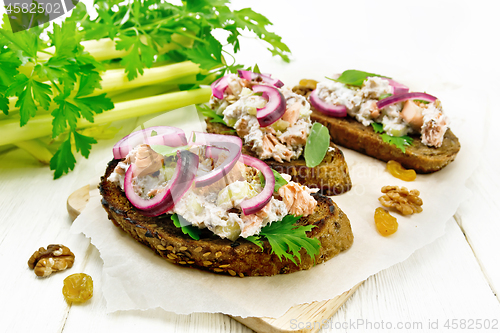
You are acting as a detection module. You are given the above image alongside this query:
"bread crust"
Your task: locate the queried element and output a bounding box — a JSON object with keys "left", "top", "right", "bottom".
{"left": 293, "top": 85, "right": 461, "bottom": 173}
{"left": 205, "top": 120, "right": 352, "bottom": 195}
{"left": 100, "top": 159, "right": 354, "bottom": 277}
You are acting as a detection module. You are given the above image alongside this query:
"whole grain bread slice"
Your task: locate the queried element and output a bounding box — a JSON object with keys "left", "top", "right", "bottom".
{"left": 205, "top": 120, "right": 352, "bottom": 195}
{"left": 100, "top": 159, "right": 354, "bottom": 277}
{"left": 293, "top": 84, "right": 461, "bottom": 173}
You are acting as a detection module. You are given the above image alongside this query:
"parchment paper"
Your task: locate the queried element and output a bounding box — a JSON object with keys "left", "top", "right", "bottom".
{"left": 71, "top": 80, "right": 483, "bottom": 319}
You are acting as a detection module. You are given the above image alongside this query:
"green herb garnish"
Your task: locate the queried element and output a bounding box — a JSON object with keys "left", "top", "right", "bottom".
{"left": 253, "top": 64, "right": 261, "bottom": 74}
{"left": 371, "top": 122, "right": 385, "bottom": 133}
{"left": 414, "top": 99, "right": 430, "bottom": 104}
{"left": 304, "top": 122, "right": 330, "bottom": 168}
{"left": 371, "top": 122, "right": 413, "bottom": 153}
{"left": 379, "top": 93, "right": 393, "bottom": 100}
{"left": 247, "top": 214, "right": 321, "bottom": 264}
{"left": 150, "top": 130, "right": 158, "bottom": 137}
{"left": 330, "top": 69, "right": 388, "bottom": 87}
{"left": 196, "top": 104, "right": 227, "bottom": 126}
{"left": 259, "top": 169, "right": 288, "bottom": 192}
{"left": 171, "top": 214, "right": 201, "bottom": 241}
{"left": 150, "top": 145, "right": 189, "bottom": 157}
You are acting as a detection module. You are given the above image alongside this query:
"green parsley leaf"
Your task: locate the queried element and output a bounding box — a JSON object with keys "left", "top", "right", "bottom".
{"left": 332, "top": 69, "right": 388, "bottom": 87}
{"left": 195, "top": 104, "right": 227, "bottom": 125}
{"left": 0, "top": 86, "right": 9, "bottom": 115}
{"left": 0, "top": 48, "right": 22, "bottom": 87}
{"left": 371, "top": 122, "right": 413, "bottom": 153}
{"left": 116, "top": 35, "right": 156, "bottom": 81}
{"left": 73, "top": 130, "right": 97, "bottom": 158}
{"left": 247, "top": 214, "right": 320, "bottom": 265}
{"left": 171, "top": 214, "right": 201, "bottom": 241}
{"left": 259, "top": 169, "right": 288, "bottom": 192}
{"left": 371, "top": 122, "right": 385, "bottom": 133}
{"left": 150, "top": 145, "right": 189, "bottom": 156}
{"left": 51, "top": 94, "right": 80, "bottom": 137}
{"left": 414, "top": 99, "right": 430, "bottom": 104}
{"left": 73, "top": 94, "right": 114, "bottom": 123}
{"left": 380, "top": 134, "right": 413, "bottom": 153}
{"left": 304, "top": 122, "right": 330, "bottom": 168}
{"left": 76, "top": 71, "right": 103, "bottom": 97}
{"left": 49, "top": 135, "right": 76, "bottom": 180}
{"left": 184, "top": 33, "right": 224, "bottom": 70}
{"left": 7, "top": 75, "right": 52, "bottom": 126}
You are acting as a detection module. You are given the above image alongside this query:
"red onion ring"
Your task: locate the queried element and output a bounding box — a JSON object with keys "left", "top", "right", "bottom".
{"left": 239, "top": 155, "right": 275, "bottom": 216}
{"left": 211, "top": 75, "right": 230, "bottom": 99}
{"left": 237, "top": 70, "right": 284, "bottom": 88}
{"left": 205, "top": 145, "right": 228, "bottom": 160}
{"left": 113, "top": 126, "right": 187, "bottom": 160}
{"left": 190, "top": 132, "right": 242, "bottom": 187}
{"left": 252, "top": 84, "right": 287, "bottom": 127}
{"left": 309, "top": 89, "right": 347, "bottom": 117}
{"left": 377, "top": 92, "right": 437, "bottom": 110}
{"left": 123, "top": 150, "right": 199, "bottom": 216}
{"left": 381, "top": 78, "right": 409, "bottom": 95}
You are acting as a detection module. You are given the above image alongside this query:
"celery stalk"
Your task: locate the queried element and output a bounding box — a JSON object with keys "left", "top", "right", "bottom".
{"left": 36, "top": 34, "right": 194, "bottom": 62}
{"left": 7, "top": 61, "right": 204, "bottom": 112}
{"left": 0, "top": 88, "right": 211, "bottom": 146}
{"left": 14, "top": 139, "right": 53, "bottom": 164}
{"left": 93, "top": 61, "right": 201, "bottom": 95}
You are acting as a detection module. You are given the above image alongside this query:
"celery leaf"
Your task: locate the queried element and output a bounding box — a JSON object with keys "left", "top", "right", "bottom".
{"left": 74, "top": 94, "right": 114, "bottom": 122}
{"left": 116, "top": 36, "right": 156, "bottom": 80}
{"left": 7, "top": 75, "right": 52, "bottom": 126}
{"left": 371, "top": 122, "right": 385, "bottom": 133}
{"left": 49, "top": 136, "right": 76, "bottom": 180}
{"left": 248, "top": 215, "right": 320, "bottom": 265}
{"left": 380, "top": 134, "right": 413, "bottom": 153}
{"left": 371, "top": 122, "right": 413, "bottom": 153}
{"left": 195, "top": 104, "right": 227, "bottom": 125}
{"left": 171, "top": 214, "right": 201, "bottom": 240}
{"left": 73, "top": 130, "right": 97, "bottom": 158}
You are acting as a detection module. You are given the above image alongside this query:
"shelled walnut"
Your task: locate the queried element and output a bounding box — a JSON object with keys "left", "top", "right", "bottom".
{"left": 28, "top": 244, "right": 75, "bottom": 277}
{"left": 379, "top": 185, "right": 423, "bottom": 215}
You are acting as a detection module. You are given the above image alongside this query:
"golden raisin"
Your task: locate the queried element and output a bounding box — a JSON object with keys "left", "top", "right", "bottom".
{"left": 299, "top": 79, "right": 318, "bottom": 90}
{"left": 62, "top": 273, "right": 93, "bottom": 303}
{"left": 374, "top": 207, "right": 398, "bottom": 236}
{"left": 387, "top": 160, "right": 416, "bottom": 181}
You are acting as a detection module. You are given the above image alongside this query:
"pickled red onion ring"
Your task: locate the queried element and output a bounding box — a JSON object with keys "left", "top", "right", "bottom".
{"left": 239, "top": 154, "right": 275, "bottom": 215}
{"left": 123, "top": 150, "right": 199, "bottom": 216}
{"left": 113, "top": 126, "right": 187, "bottom": 160}
{"left": 309, "top": 89, "right": 347, "bottom": 117}
{"left": 377, "top": 92, "right": 437, "bottom": 109}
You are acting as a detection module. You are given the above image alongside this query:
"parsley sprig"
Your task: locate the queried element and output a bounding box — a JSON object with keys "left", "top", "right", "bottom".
{"left": 371, "top": 122, "right": 413, "bottom": 153}
{"left": 247, "top": 215, "right": 320, "bottom": 264}
{"left": 171, "top": 213, "right": 201, "bottom": 240}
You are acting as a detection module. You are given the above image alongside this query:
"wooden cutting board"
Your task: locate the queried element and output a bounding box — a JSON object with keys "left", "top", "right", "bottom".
{"left": 67, "top": 185, "right": 362, "bottom": 333}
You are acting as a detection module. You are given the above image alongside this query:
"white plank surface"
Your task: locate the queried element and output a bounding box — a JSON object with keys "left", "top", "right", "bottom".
{"left": 2, "top": 0, "right": 500, "bottom": 332}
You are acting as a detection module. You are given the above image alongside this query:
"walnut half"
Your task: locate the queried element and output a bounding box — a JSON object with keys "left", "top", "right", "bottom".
{"left": 28, "top": 244, "right": 75, "bottom": 277}
{"left": 379, "top": 185, "right": 423, "bottom": 215}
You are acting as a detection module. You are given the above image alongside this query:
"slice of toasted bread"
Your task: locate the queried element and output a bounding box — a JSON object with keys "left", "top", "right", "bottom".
{"left": 205, "top": 120, "right": 352, "bottom": 195}
{"left": 100, "top": 159, "right": 354, "bottom": 277}
{"left": 293, "top": 84, "right": 461, "bottom": 173}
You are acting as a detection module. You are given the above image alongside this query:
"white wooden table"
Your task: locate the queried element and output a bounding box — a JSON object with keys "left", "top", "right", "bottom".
{"left": 2, "top": 1, "right": 500, "bottom": 332}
